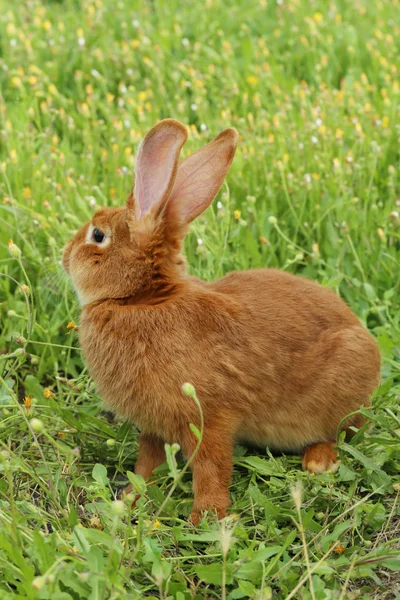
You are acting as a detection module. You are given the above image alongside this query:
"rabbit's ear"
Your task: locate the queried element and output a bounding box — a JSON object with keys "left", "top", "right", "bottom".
{"left": 167, "top": 128, "right": 238, "bottom": 225}
{"left": 130, "top": 119, "right": 188, "bottom": 220}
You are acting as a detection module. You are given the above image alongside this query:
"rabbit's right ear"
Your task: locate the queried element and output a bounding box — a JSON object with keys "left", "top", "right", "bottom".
{"left": 128, "top": 119, "right": 188, "bottom": 221}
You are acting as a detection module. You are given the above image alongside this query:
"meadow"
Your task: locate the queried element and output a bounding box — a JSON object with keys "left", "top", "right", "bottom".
{"left": 0, "top": 0, "right": 400, "bottom": 598}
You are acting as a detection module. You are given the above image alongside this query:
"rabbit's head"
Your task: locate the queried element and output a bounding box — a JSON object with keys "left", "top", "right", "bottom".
{"left": 62, "top": 119, "right": 238, "bottom": 306}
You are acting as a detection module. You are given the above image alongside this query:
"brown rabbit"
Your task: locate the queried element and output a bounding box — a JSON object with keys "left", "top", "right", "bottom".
{"left": 62, "top": 119, "right": 381, "bottom": 523}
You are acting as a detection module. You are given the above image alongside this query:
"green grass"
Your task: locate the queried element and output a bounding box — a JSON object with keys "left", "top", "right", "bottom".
{"left": 1, "top": 0, "right": 400, "bottom": 598}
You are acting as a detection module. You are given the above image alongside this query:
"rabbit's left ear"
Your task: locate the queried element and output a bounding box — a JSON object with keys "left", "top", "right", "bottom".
{"left": 128, "top": 119, "right": 188, "bottom": 220}
{"left": 166, "top": 127, "right": 238, "bottom": 225}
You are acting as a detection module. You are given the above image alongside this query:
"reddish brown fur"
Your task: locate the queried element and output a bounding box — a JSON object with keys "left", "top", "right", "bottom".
{"left": 63, "top": 119, "right": 381, "bottom": 523}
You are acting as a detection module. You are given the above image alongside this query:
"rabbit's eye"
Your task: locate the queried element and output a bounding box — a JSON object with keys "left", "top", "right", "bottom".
{"left": 93, "top": 229, "right": 105, "bottom": 243}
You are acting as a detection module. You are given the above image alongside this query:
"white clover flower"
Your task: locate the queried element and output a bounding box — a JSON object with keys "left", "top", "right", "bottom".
{"left": 311, "top": 136, "right": 318, "bottom": 144}
{"left": 304, "top": 173, "right": 312, "bottom": 183}
{"left": 182, "top": 37, "right": 190, "bottom": 47}
{"left": 315, "top": 118, "right": 322, "bottom": 126}
{"left": 78, "top": 37, "right": 85, "bottom": 47}
{"left": 200, "top": 123, "right": 207, "bottom": 131}
{"left": 191, "top": 103, "right": 198, "bottom": 111}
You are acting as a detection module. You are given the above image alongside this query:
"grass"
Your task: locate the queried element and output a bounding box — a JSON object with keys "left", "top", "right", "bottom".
{"left": 0, "top": 0, "right": 400, "bottom": 597}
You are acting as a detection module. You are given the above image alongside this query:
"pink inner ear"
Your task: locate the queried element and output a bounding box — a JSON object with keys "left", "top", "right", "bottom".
{"left": 134, "top": 122, "right": 187, "bottom": 220}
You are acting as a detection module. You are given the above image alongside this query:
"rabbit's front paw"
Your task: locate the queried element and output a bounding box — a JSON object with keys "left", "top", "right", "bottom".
{"left": 189, "top": 504, "right": 228, "bottom": 526}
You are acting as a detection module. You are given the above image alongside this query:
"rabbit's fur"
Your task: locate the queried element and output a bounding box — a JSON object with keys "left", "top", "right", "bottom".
{"left": 63, "top": 119, "right": 381, "bottom": 522}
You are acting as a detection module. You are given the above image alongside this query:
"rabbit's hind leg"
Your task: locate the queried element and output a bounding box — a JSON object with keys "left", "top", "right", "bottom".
{"left": 302, "top": 441, "right": 339, "bottom": 474}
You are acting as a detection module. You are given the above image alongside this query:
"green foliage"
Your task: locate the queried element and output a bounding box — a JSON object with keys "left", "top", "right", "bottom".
{"left": 0, "top": 0, "right": 399, "bottom": 598}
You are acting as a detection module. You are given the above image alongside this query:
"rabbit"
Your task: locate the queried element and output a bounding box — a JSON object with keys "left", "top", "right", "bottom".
{"left": 62, "top": 118, "right": 381, "bottom": 523}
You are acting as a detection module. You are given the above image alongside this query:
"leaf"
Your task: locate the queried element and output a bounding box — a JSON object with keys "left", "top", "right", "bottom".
{"left": 73, "top": 526, "right": 91, "bottom": 555}
{"left": 127, "top": 471, "right": 146, "bottom": 495}
{"left": 189, "top": 423, "right": 202, "bottom": 440}
{"left": 60, "top": 569, "right": 90, "bottom": 596}
{"left": 78, "top": 412, "right": 116, "bottom": 437}
{"left": 82, "top": 529, "right": 124, "bottom": 555}
{"left": 238, "top": 580, "right": 256, "bottom": 596}
{"left": 68, "top": 506, "right": 79, "bottom": 528}
{"left": 313, "top": 563, "right": 335, "bottom": 575}
{"left": 174, "top": 530, "right": 222, "bottom": 543}
{"left": 363, "top": 282, "right": 377, "bottom": 301}
{"left": 116, "top": 420, "right": 132, "bottom": 441}
{"left": 342, "top": 443, "right": 391, "bottom": 486}
{"left": 338, "top": 463, "right": 357, "bottom": 482}
{"left": 381, "top": 557, "right": 400, "bottom": 571}
{"left": 195, "top": 563, "right": 233, "bottom": 585}
{"left": 88, "top": 574, "right": 104, "bottom": 600}
{"left": 248, "top": 486, "right": 282, "bottom": 517}
{"left": 23, "top": 374, "right": 43, "bottom": 403}
{"left": 239, "top": 456, "right": 284, "bottom": 476}
{"left": 152, "top": 558, "right": 172, "bottom": 581}
{"left": 251, "top": 546, "right": 281, "bottom": 561}
{"left": 377, "top": 334, "right": 395, "bottom": 359}
{"left": 92, "top": 463, "right": 109, "bottom": 487}
{"left": 87, "top": 546, "right": 105, "bottom": 572}
{"left": 235, "top": 559, "right": 263, "bottom": 581}
{"left": 60, "top": 409, "right": 83, "bottom": 430}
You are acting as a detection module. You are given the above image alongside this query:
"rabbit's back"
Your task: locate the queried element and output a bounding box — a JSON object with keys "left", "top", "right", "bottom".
{"left": 208, "top": 268, "right": 380, "bottom": 448}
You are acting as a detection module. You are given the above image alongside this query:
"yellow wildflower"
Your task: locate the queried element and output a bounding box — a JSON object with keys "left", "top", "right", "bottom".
{"left": 11, "top": 76, "right": 22, "bottom": 88}
{"left": 377, "top": 228, "right": 386, "bottom": 242}
{"left": 246, "top": 75, "right": 259, "bottom": 86}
